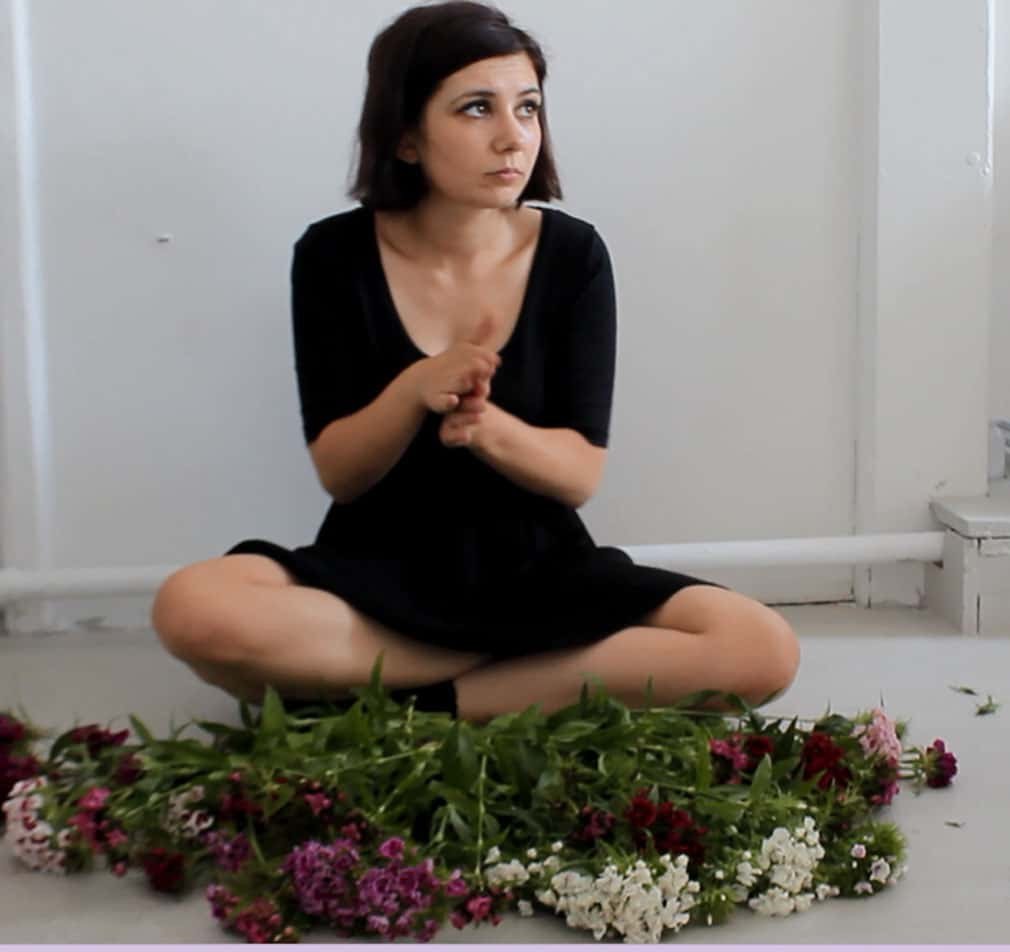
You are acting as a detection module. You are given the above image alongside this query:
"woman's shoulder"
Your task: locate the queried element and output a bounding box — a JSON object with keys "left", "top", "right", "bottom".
{"left": 536, "top": 204, "right": 610, "bottom": 272}
{"left": 294, "top": 205, "right": 370, "bottom": 252}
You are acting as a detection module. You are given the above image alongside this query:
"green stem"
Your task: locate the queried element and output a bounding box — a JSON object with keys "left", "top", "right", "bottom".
{"left": 473, "top": 754, "right": 488, "bottom": 885}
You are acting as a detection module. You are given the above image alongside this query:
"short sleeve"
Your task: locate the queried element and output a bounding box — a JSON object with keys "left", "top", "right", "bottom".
{"left": 290, "top": 226, "right": 372, "bottom": 446}
{"left": 543, "top": 229, "right": 617, "bottom": 448}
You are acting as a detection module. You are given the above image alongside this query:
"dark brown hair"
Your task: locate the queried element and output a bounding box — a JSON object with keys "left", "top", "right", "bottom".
{"left": 348, "top": 1, "right": 562, "bottom": 210}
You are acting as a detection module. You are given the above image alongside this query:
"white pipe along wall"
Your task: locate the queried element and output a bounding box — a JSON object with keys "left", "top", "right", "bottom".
{"left": 0, "top": 533, "right": 946, "bottom": 603}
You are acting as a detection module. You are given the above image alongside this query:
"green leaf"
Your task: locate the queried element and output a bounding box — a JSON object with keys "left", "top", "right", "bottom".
{"left": 949, "top": 684, "right": 979, "bottom": 696}
{"left": 975, "top": 695, "right": 1001, "bottom": 716}
{"left": 129, "top": 714, "right": 155, "bottom": 746}
{"left": 446, "top": 803, "right": 472, "bottom": 840}
{"left": 749, "top": 753, "right": 773, "bottom": 801}
{"left": 259, "top": 686, "right": 287, "bottom": 737}
{"left": 944, "top": 820, "right": 965, "bottom": 828}
{"left": 694, "top": 733, "right": 712, "bottom": 790}
{"left": 439, "top": 721, "right": 479, "bottom": 789}
{"left": 550, "top": 720, "right": 599, "bottom": 744}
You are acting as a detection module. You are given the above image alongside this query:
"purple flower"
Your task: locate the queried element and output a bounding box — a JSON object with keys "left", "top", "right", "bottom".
{"left": 444, "top": 870, "right": 469, "bottom": 897}
{"left": 378, "top": 836, "right": 405, "bottom": 859}
{"left": 282, "top": 840, "right": 359, "bottom": 919}
{"left": 204, "top": 831, "right": 252, "bottom": 873}
{"left": 206, "top": 883, "right": 240, "bottom": 921}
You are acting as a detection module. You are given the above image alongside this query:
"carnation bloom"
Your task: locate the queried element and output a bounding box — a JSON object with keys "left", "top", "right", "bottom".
{"left": 800, "top": 733, "right": 851, "bottom": 790}
{"left": 0, "top": 713, "right": 27, "bottom": 745}
{"left": 140, "top": 847, "right": 186, "bottom": 892}
{"left": 924, "top": 739, "right": 958, "bottom": 788}
{"left": 854, "top": 708, "right": 902, "bottom": 767}
{"left": 68, "top": 725, "right": 129, "bottom": 758}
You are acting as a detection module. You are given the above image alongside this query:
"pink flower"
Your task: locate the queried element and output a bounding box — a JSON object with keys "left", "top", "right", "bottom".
{"left": 449, "top": 910, "right": 468, "bottom": 930}
{"left": 855, "top": 708, "right": 903, "bottom": 767}
{"left": 303, "top": 792, "right": 332, "bottom": 816}
{"left": 465, "top": 895, "right": 493, "bottom": 922}
{"left": 78, "top": 787, "right": 111, "bottom": 811}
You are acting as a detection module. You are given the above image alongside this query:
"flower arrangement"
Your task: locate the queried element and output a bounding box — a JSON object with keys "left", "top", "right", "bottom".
{"left": 1, "top": 664, "right": 958, "bottom": 944}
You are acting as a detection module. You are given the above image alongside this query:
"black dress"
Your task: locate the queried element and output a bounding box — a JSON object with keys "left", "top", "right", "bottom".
{"left": 224, "top": 204, "right": 727, "bottom": 659}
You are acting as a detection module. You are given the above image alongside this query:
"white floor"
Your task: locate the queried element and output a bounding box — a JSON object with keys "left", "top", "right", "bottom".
{"left": 1, "top": 602, "right": 1008, "bottom": 944}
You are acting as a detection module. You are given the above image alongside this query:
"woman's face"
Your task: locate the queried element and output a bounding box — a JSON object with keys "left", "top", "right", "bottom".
{"left": 400, "top": 53, "right": 543, "bottom": 208}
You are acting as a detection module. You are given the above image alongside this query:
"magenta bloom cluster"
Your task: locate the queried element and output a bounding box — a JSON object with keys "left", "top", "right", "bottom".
{"left": 280, "top": 835, "right": 465, "bottom": 941}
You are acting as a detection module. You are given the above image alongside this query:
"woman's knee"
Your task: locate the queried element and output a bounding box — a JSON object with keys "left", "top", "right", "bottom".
{"left": 150, "top": 568, "right": 246, "bottom": 667}
{"left": 737, "top": 612, "right": 801, "bottom": 704}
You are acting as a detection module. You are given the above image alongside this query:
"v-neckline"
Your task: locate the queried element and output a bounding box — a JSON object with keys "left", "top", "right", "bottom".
{"left": 367, "top": 205, "right": 549, "bottom": 359}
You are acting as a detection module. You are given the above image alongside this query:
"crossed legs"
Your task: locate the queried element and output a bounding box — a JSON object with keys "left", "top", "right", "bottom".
{"left": 151, "top": 555, "right": 801, "bottom": 721}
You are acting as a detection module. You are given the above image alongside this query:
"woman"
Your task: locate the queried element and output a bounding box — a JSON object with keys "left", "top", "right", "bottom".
{"left": 151, "top": 1, "right": 800, "bottom": 722}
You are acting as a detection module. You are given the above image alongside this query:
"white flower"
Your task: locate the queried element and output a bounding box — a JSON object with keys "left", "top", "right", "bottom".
{"left": 714, "top": 869, "right": 725, "bottom": 880}
{"left": 535, "top": 888, "right": 557, "bottom": 907}
{"left": 525, "top": 847, "right": 538, "bottom": 859}
{"left": 793, "top": 892, "right": 814, "bottom": 912}
{"left": 854, "top": 881, "right": 874, "bottom": 895}
{"left": 527, "top": 861, "right": 543, "bottom": 875}
{"left": 736, "top": 861, "right": 759, "bottom": 887}
{"left": 517, "top": 900, "right": 534, "bottom": 917}
{"left": 816, "top": 883, "right": 839, "bottom": 901}
{"left": 486, "top": 859, "right": 529, "bottom": 888}
{"left": 542, "top": 854, "right": 562, "bottom": 872}
{"left": 869, "top": 858, "right": 892, "bottom": 883}
{"left": 851, "top": 843, "right": 867, "bottom": 859}
{"left": 483, "top": 845, "right": 501, "bottom": 865}
{"left": 550, "top": 840, "right": 564, "bottom": 853}
{"left": 749, "top": 887, "right": 796, "bottom": 917}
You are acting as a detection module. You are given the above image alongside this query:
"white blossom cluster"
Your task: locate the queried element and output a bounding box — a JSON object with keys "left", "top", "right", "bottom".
{"left": 2, "top": 777, "right": 69, "bottom": 873}
{"left": 536, "top": 853, "right": 699, "bottom": 943}
{"left": 161, "top": 784, "right": 214, "bottom": 840}
{"left": 849, "top": 841, "right": 908, "bottom": 895}
{"left": 733, "top": 817, "right": 833, "bottom": 917}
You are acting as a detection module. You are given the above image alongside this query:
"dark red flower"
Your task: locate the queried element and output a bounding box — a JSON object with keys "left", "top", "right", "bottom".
{"left": 743, "top": 734, "right": 775, "bottom": 764}
{"left": 925, "top": 739, "right": 958, "bottom": 788}
{"left": 0, "top": 714, "right": 26, "bottom": 746}
{"left": 0, "top": 752, "right": 41, "bottom": 804}
{"left": 570, "top": 805, "right": 616, "bottom": 844}
{"left": 656, "top": 804, "right": 708, "bottom": 867}
{"left": 801, "top": 732, "right": 852, "bottom": 790}
{"left": 218, "top": 791, "right": 263, "bottom": 823}
{"left": 624, "top": 794, "right": 658, "bottom": 828}
{"left": 113, "top": 751, "right": 144, "bottom": 785}
{"left": 140, "top": 847, "right": 186, "bottom": 893}
{"left": 69, "top": 725, "right": 130, "bottom": 758}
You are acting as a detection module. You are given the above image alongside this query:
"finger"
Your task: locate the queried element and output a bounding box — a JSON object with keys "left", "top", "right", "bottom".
{"left": 466, "top": 314, "right": 497, "bottom": 348}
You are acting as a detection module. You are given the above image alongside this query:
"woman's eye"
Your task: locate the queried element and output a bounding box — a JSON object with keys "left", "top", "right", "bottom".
{"left": 462, "top": 100, "right": 541, "bottom": 117}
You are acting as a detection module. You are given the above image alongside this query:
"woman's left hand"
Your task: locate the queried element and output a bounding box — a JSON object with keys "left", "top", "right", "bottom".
{"left": 439, "top": 375, "right": 491, "bottom": 448}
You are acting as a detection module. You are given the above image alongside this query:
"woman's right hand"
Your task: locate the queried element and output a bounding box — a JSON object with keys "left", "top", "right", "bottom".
{"left": 411, "top": 317, "right": 502, "bottom": 415}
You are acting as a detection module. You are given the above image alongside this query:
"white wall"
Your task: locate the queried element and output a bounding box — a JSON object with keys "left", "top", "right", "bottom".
{"left": 0, "top": 0, "right": 997, "bottom": 632}
{"left": 994, "top": 0, "right": 1010, "bottom": 424}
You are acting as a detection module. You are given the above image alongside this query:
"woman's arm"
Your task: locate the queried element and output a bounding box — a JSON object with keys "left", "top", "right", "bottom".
{"left": 467, "top": 402, "right": 607, "bottom": 508}
{"left": 309, "top": 363, "right": 428, "bottom": 504}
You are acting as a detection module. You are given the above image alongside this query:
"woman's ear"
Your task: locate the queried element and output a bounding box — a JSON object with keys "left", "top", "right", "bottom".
{"left": 396, "top": 133, "right": 420, "bottom": 164}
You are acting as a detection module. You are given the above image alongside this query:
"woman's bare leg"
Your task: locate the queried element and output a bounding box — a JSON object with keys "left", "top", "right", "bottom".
{"left": 151, "top": 555, "right": 492, "bottom": 703}
{"left": 454, "top": 587, "right": 801, "bottom": 722}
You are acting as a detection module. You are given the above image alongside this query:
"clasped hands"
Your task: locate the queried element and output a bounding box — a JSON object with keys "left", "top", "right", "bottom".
{"left": 410, "top": 315, "right": 502, "bottom": 449}
{"left": 439, "top": 371, "right": 492, "bottom": 448}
